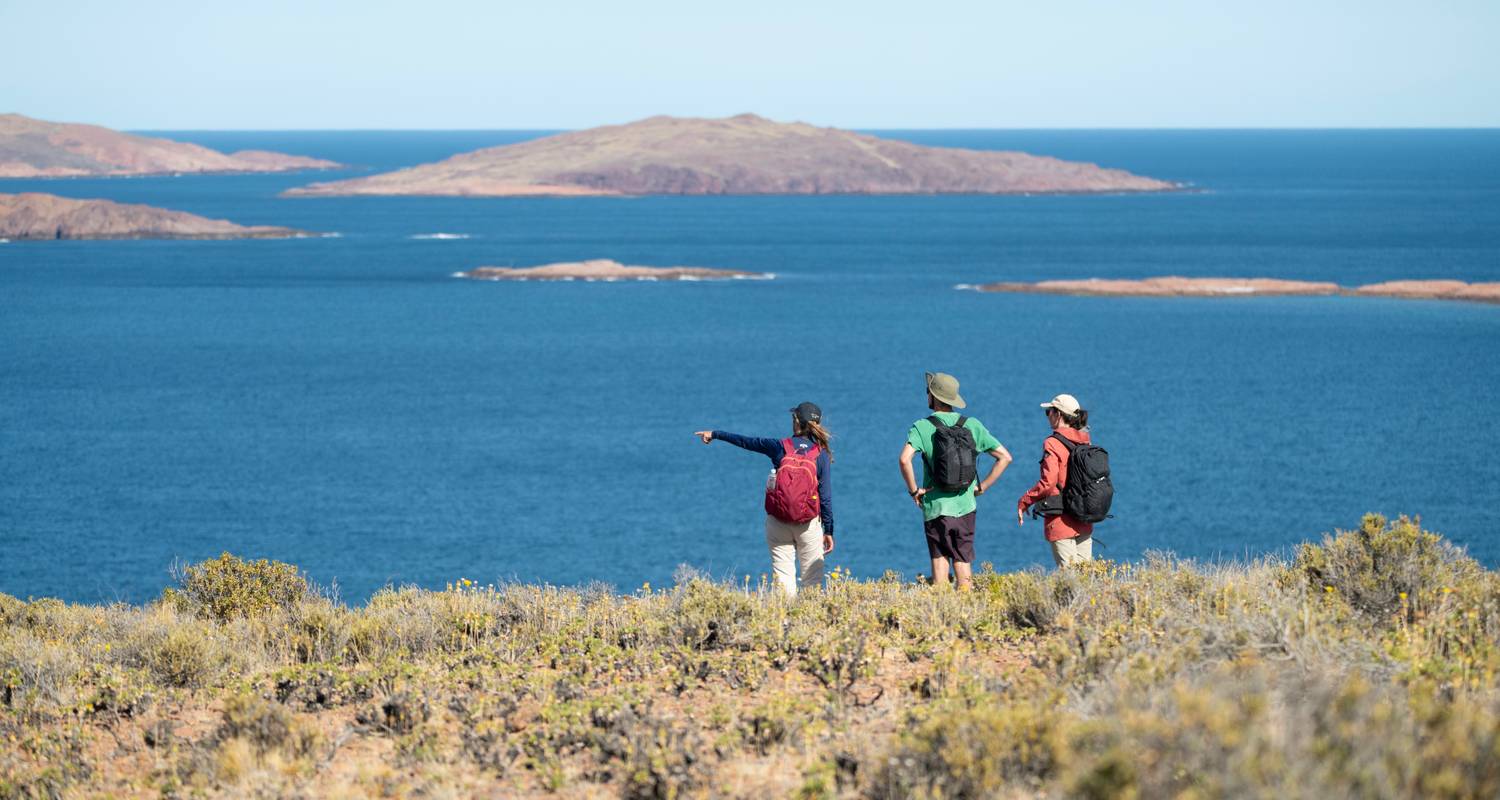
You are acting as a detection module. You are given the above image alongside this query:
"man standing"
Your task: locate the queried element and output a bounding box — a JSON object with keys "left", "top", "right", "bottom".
{"left": 898, "top": 372, "right": 1012, "bottom": 590}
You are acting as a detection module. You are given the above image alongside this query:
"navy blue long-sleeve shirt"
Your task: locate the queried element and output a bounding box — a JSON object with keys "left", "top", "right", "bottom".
{"left": 712, "top": 431, "right": 834, "bottom": 535}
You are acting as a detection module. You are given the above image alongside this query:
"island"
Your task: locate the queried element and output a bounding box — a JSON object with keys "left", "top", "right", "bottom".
{"left": 0, "top": 113, "right": 340, "bottom": 178}
{"left": 974, "top": 276, "right": 1342, "bottom": 297}
{"left": 285, "top": 113, "right": 1177, "bottom": 197}
{"left": 0, "top": 192, "right": 310, "bottom": 240}
{"left": 456, "top": 258, "right": 767, "bottom": 282}
{"left": 1352, "top": 280, "right": 1500, "bottom": 304}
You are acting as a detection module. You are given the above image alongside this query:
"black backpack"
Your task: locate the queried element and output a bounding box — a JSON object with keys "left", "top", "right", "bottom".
{"left": 1052, "top": 433, "right": 1113, "bottom": 523}
{"left": 926, "top": 416, "right": 977, "bottom": 492}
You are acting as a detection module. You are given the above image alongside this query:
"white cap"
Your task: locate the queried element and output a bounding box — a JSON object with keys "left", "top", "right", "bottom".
{"left": 1040, "top": 394, "right": 1081, "bottom": 416}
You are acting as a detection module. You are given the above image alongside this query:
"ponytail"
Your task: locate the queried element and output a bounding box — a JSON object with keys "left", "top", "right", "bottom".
{"left": 1063, "top": 409, "right": 1089, "bottom": 429}
{"left": 798, "top": 419, "right": 835, "bottom": 461}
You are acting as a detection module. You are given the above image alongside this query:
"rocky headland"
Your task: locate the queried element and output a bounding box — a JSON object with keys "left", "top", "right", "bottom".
{"left": 0, "top": 113, "right": 340, "bottom": 178}
{"left": 1351, "top": 280, "right": 1500, "bottom": 304}
{"left": 976, "top": 276, "right": 1342, "bottom": 297}
{"left": 0, "top": 192, "right": 309, "bottom": 240}
{"left": 285, "top": 113, "right": 1177, "bottom": 197}
{"left": 457, "top": 258, "right": 767, "bottom": 281}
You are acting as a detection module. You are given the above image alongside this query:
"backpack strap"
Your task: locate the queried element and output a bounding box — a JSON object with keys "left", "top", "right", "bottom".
{"left": 783, "top": 438, "right": 820, "bottom": 459}
{"left": 926, "top": 415, "right": 945, "bottom": 429}
{"left": 1050, "top": 432, "right": 1079, "bottom": 452}
{"left": 956, "top": 416, "right": 968, "bottom": 429}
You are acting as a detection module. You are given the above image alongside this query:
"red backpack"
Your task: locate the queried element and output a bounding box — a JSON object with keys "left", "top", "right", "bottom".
{"left": 764, "top": 439, "right": 821, "bottom": 523}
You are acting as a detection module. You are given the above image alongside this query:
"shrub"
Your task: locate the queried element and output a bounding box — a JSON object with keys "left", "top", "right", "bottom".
{"left": 217, "top": 692, "right": 323, "bottom": 759}
{"left": 980, "top": 570, "right": 1062, "bottom": 631}
{"left": 870, "top": 698, "right": 1066, "bottom": 799}
{"left": 0, "top": 593, "right": 23, "bottom": 626}
{"left": 667, "top": 579, "right": 756, "bottom": 651}
{"left": 357, "top": 690, "right": 430, "bottom": 734}
{"left": 285, "top": 599, "right": 352, "bottom": 664}
{"left": 1297, "top": 514, "right": 1481, "bottom": 621}
{"left": 0, "top": 630, "right": 84, "bottom": 710}
{"left": 147, "top": 627, "right": 225, "bottom": 688}
{"left": 622, "top": 716, "right": 708, "bottom": 800}
{"left": 172, "top": 553, "right": 311, "bottom": 622}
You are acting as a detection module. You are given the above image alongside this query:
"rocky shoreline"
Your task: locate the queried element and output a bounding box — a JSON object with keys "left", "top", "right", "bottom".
{"left": 456, "top": 258, "right": 769, "bottom": 282}
{"left": 974, "top": 276, "right": 1500, "bottom": 304}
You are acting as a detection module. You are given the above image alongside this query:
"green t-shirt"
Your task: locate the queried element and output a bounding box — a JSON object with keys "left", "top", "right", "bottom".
{"left": 906, "top": 412, "right": 1001, "bottom": 522}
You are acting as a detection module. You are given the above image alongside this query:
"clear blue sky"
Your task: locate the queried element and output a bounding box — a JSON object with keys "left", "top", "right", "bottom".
{"left": 2, "top": 0, "right": 1496, "bottom": 129}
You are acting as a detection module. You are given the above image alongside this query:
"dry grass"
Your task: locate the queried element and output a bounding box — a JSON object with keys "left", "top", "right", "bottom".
{"left": 2, "top": 514, "right": 1497, "bottom": 798}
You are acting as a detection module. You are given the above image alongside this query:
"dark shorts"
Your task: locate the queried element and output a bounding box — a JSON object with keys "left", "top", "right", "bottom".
{"left": 924, "top": 511, "right": 976, "bottom": 563}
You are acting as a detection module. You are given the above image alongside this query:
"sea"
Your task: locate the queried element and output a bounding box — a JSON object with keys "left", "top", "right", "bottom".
{"left": 3, "top": 129, "right": 1499, "bottom": 604}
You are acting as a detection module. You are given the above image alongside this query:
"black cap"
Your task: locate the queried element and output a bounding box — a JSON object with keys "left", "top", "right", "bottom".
{"left": 790, "top": 402, "right": 822, "bottom": 425}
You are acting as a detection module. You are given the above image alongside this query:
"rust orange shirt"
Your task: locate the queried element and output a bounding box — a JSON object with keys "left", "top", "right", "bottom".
{"left": 1016, "top": 427, "right": 1094, "bottom": 542}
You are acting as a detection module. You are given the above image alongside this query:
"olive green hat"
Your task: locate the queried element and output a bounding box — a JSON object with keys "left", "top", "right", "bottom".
{"left": 925, "top": 372, "right": 966, "bottom": 409}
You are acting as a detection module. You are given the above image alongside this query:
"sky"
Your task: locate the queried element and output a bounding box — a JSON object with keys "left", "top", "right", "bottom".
{"left": 2, "top": 0, "right": 1497, "bottom": 129}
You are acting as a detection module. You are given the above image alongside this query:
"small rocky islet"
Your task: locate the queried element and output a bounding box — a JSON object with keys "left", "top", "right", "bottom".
{"left": 456, "top": 259, "right": 768, "bottom": 282}
{"left": 974, "top": 276, "right": 1500, "bottom": 305}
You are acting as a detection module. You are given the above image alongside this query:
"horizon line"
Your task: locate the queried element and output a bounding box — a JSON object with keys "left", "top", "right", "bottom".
{"left": 126, "top": 125, "right": 1500, "bottom": 133}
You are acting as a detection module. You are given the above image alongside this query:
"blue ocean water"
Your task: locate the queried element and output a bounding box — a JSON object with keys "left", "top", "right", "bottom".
{"left": 3, "top": 129, "right": 1499, "bottom": 604}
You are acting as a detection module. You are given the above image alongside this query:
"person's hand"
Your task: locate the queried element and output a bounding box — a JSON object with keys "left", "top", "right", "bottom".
{"left": 694, "top": 431, "right": 713, "bottom": 444}
{"left": 1017, "top": 507, "right": 1025, "bottom": 526}
{"left": 823, "top": 535, "right": 834, "bottom": 554}
{"left": 975, "top": 481, "right": 988, "bottom": 497}
{"left": 911, "top": 488, "right": 928, "bottom": 508}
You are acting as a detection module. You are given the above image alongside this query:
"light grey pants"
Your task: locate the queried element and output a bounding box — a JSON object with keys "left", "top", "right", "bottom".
{"left": 764, "top": 515, "right": 825, "bottom": 597}
{"left": 1051, "top": 534, "right": 1094, "bottom": 568}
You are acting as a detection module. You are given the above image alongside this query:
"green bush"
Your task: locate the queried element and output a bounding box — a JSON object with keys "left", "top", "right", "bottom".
{"left": 622, "top": 716, "right": 707, "bottom": 800}
{"left": 1297, "top": 514, "right": 1482, "bottom": 621}
{"left": 0, "top": 594, "right": 23, "bottom": 626}
{"left": 871, "top": 699, "right": 1065, "bottom": 799}
{"left": 217, "top": 692, "right": 322, "bottom": 759}
{"left": 286, "top": 599, "right": 352, "bottom": 664}
{"left": 147, "top": 627, "right": 224, "bottom": 688}
{"left": 172, "top": 553, "right": 311, "bottom": 622}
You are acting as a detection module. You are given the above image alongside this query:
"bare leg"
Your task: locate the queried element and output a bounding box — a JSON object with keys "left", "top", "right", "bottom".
{"left": 953, "top": 561, "right": 974, "bottom": 592}
{"left": 930, "top": 557, "right": 950, "bottom": 587}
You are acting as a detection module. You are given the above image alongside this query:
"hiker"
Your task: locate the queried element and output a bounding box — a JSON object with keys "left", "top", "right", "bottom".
{"left": 1017, "top": 394, "right": 1105, "bottom": 567}
{"left": 898, "top": 373, "right": 1012, "bottom": 591}
{"left": 694, "top": 402, "right": 834, "bottom": 596}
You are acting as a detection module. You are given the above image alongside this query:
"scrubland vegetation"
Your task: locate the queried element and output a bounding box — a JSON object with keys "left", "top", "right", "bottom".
{"left": 3, "top": 514, "right": 1498, "bottom": 799}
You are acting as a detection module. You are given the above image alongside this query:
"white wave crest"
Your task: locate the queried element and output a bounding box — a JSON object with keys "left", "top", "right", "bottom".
{"left": 410, "top": 233, "right": 471, "bottom": 240}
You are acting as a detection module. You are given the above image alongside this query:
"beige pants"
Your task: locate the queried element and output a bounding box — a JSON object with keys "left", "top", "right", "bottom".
{"left": 765, "top": 515, "right": 825, "bottom": 597}
{"left": 1050, "top": 534, "right": 1094, "bottom": 568}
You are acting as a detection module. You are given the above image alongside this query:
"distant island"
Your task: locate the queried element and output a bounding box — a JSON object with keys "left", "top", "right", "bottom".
{"left": 1352, "top": 280, "right": 1500, "bottom": 304}
{"left": 0, "top": 192, "right": 309, "bottom": 240}
{"left": 976, "top": 277, "right": 1342, "bottom": 297}
{"left": 0, "top": 113, "right": 340, "bottom": 178}
{"left": 285, "top": 113, "right": 1177, "bottom": 197}
{"left": 456, "top": 258, "right": 767, "bottom": 281}
{"left": 974, "top": 276, "right": 1500, "bottom": 304}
